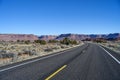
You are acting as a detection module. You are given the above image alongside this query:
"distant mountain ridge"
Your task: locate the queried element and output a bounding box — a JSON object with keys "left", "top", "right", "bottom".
{"left": 39, "top": 33, "right": 120, "bottom": 41}
{"left": 0, "top": 33, "right": 120, "bottom": 41}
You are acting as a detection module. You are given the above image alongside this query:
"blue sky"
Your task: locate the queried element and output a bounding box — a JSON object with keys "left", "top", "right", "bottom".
{"left": 0, "top": 0, "right": 120, "bottom": 35}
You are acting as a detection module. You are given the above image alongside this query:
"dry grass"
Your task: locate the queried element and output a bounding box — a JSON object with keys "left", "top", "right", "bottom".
{"left": 0, "top": 41, "right": 82, "bottom": 67}
{"left": 100, "top": 41, "right": 120, "bottom": 54}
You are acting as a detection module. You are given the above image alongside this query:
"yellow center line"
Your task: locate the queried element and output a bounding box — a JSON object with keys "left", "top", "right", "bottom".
{"left": 45, "top": 65, "right": 67, "bottom": 80}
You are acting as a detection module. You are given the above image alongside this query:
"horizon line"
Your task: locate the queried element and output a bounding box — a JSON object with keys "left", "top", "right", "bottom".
{"left": 0, "top": 32, "right": 120, "bottom": 36}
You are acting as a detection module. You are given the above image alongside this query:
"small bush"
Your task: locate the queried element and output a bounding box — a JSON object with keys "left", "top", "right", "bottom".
{"left": 0, "top": 53, "right": 15, "bottom": 58}
{"left": 52, "top": 47, "right": 59, "bottom": 50}
{"left": 17, "top": 40, "right": 20, "bottom": 42}
{"left": 24, "top": 40, "right": 30, "bottom": 44}
{"left": 60, "top": 38, "right": 71, "bottom": 45}
{"left": 48, "top": 40, "right": 58, "bottom": 43}
{"left": 44, "top": 48, "right": 53, "bottom": 52}
{"left": 60, "top": 38, "right": 78, "bottom": 45}
{"left": 34, "top": 40, "right": 46, "bottom": 45}
{"left": 18, "top": 50, "right": 37, "bottom": 56}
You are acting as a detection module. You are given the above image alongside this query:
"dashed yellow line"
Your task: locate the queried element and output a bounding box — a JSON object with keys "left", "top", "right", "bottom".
{"left": 45, "top": 65, "right": 67, "bottom": 80}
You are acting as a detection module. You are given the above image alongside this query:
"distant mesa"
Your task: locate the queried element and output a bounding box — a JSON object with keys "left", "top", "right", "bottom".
{"left": 0, "top": 33, "right": 120, "bottom": 41}
{"left": 0, "top": 34, "right": 38, "bottom": 41}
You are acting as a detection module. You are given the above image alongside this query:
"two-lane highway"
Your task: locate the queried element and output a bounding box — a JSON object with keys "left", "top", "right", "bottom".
{"left": 0, "top": 43, "right": 120, "bottom": 80}
{"left": 51, "top": 44, "right": 120, "bottom": 80}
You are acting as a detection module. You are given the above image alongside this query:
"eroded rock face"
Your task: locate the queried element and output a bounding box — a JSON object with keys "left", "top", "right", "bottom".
{"left": 0, "top": 34, "right": 38, "bottom": 41}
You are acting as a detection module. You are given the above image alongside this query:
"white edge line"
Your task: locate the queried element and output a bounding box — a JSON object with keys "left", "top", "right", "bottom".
{"left": 99, "top": 45, "right": 120, "bottom": 64}
{"left": 0, "top": 48, "right": 73, "bottom": 72}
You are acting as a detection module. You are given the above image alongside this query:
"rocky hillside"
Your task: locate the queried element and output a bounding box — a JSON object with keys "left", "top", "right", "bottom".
{"left": 0, "top": 34, "right": 38, "bottom": 41}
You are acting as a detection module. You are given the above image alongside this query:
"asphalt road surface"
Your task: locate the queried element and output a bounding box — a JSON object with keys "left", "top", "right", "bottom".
{"left": 0, "top": 43, "right": 120, "bottom": 80}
